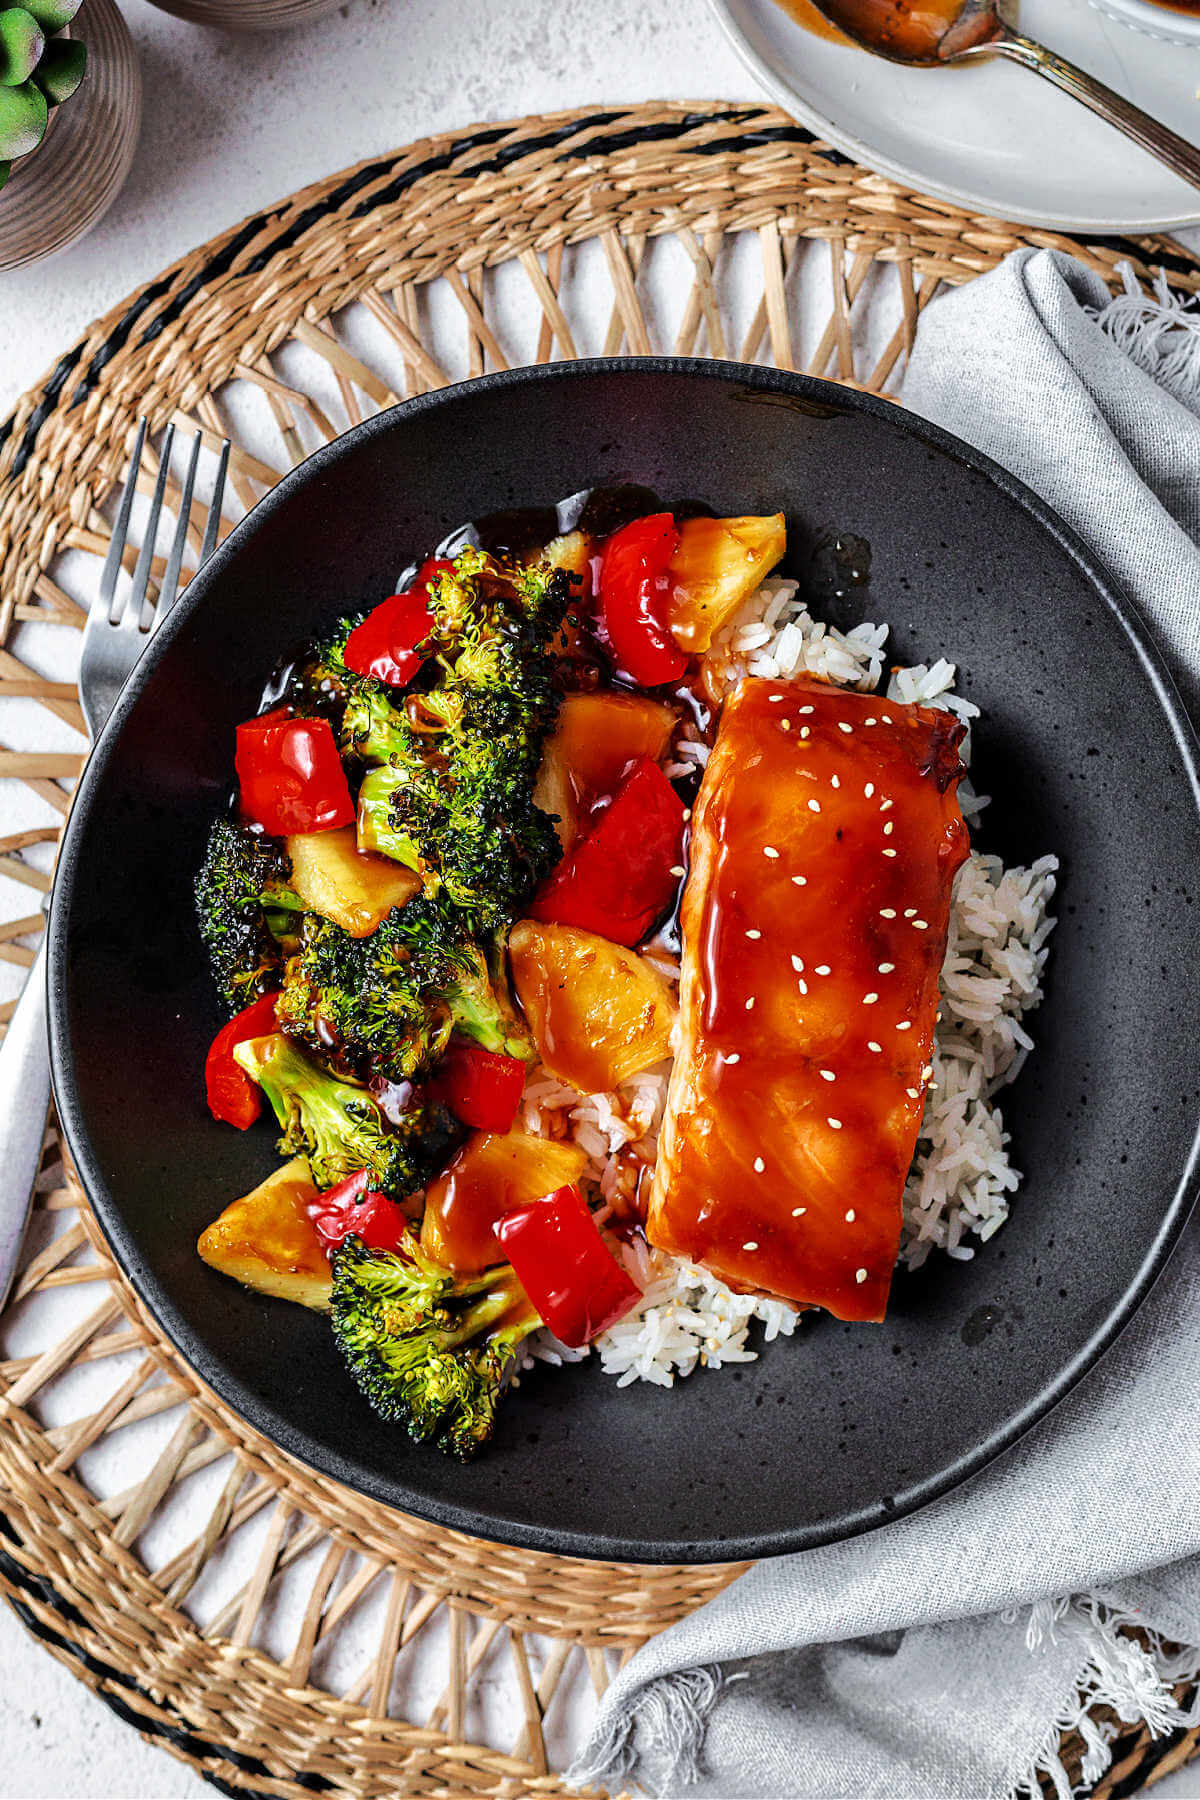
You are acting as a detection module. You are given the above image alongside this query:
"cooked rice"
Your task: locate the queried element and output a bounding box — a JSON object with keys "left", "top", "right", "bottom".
{"left": 522, "top": 576, "right": 1057, "bottom": 1385}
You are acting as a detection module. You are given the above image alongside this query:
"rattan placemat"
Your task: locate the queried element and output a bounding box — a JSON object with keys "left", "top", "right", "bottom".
{"left": 1, "top": 99, "right": 1197, "bottom": 1800}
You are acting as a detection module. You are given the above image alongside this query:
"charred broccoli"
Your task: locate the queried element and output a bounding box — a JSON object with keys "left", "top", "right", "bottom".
{"left": 232, "top": 1032, "right": 461, "bottom": 1198}
{"left": 330, "top": 1230, "right": 539, "bottom": 1457}
{"left": 275, "top": 895, "right": 530, "bottom": 1082}
{"left": 195, "top": 819, "right": 304, "bottom": 1011}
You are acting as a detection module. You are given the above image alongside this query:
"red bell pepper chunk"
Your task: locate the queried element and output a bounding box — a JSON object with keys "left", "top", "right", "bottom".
{"left": 342, "top": 558, "right": 457, "bottom": 688}
{"left": 235, "top": 709, "right": 355, "bottom": 836}
{"left": 598, "top": 512, "right": 689, "bottom": 686}
{"left": 205, "top": 991, "right": 280, "bottom": 1129}
{"left": 528, "top": 755, "right": 686, "bottom": 947}
{"left": 429, "top": 1039, "right": 527, "bottom": 1134}
{"left": 494, "top": 1184, "right": 640, "bottom": 1348}
{"left": 307, "top": 1169, "right": 412, "bottom": 1256}
{"left": 343, "top": 592, "right": 433, "bottom": 688}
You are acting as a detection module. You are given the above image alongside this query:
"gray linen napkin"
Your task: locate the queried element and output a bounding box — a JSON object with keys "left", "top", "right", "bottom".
{"left": 572, "top": 249, "right": 1200, "bottom": 1800}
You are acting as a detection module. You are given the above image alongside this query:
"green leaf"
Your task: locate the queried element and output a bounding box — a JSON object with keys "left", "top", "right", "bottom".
{"left": 0, "top": 9, "right": 44, "bottom": 86}
{"left": 34, "top": 33, "right": 82, "bottom": 103}
{"left": 20, "top": 0, "right": 80, "bottom": 29}
{"left": 0, "top": 75, "right": 45, "bottom": 157}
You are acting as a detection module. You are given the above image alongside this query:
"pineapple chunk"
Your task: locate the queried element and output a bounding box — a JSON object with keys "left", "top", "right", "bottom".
{"left": 286, "top": 826, "right": 421, "bottom": 937}
{"left": 544, "top": 528, "right": 592, "bottom": 579}
{"left": 509, "top": 919, "right": 676, "bottom": 1095}
{"left": 665, "top": 513, "right": 787, "bottom": 653}
{"left": 198, "top": 1157, "right": 331, "bottom": 1311}
{"left": 533, "top": 691, "right": 676, "bottom": 850}
{"left": 421, "top": 1130, "right": 589, "bottom": 1274}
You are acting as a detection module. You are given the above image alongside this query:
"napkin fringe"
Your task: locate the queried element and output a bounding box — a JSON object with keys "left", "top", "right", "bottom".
{"left": 1011, "top": 1595, "right": 1200, "bottom": 1800}
{"left": 568, "top": 1663, "right": 730, "bottom": 1791}
{"left": 1091, "top": 266, "right": 1200, "bottom": 412}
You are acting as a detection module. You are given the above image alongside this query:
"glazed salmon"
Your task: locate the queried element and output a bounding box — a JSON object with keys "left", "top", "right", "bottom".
{"left": 646, "top": 673, "right": 969, "bottom": 1322}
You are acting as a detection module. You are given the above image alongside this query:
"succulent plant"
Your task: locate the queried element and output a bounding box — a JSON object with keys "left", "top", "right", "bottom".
{"left": 0, "top": 0, "right": 86, "bottom": 194}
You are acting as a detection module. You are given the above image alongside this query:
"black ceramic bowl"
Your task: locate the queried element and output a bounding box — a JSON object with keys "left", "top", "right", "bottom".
{"left": 49, "top": 361, "right": 1200, "bottom": 1562}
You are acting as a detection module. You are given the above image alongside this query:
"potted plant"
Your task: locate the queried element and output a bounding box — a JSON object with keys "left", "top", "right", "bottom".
{"left": 0, "top": 0, "right": 140, "bottom": 271}
{"left": 145, "top": 0, "right": 343, "bottom": 27}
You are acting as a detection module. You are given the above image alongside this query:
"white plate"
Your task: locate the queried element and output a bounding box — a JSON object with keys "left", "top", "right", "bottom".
{"left": 711, "top": 0, "right": 1200, "bottom": 231}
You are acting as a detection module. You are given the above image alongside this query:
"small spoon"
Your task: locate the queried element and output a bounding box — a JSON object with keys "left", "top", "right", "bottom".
{"left": 808, "top": 0, "right": 1200, "bottom": 190}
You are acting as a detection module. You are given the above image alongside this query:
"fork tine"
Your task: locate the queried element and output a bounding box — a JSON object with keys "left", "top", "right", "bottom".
{"left": 199, "top": 438, "right": 230, "bottom": 567}
{"left": 99, "top": 417, "right": 147, "bottom": 624}
{"left": 153, "top": 430, "right": 203, "bottom": 633}
{"left": 127, "top": 422, "right": 176, "bottom": 631}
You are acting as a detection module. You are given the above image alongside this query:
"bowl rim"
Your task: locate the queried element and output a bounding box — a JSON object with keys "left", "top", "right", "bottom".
{"left": 1086, "top": 0, "right": 1200, "bottom": 45}
{"left": 47, "top": 356, "right": 1200, "bottom": 1563}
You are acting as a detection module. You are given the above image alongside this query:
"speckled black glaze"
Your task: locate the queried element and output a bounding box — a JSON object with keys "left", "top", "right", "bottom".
{"left": 48, "top": 361, "right": 1200, "bottom": 1563}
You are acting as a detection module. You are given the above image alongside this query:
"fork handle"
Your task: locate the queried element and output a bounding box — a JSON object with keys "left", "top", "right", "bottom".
{"left": 991, "top": 30, "right": 1200, "bottom": 190}
{"left": 0, "top": 937, "right": 50, "bottom": 1311}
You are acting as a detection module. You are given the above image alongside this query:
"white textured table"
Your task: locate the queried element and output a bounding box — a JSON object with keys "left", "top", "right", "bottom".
{"left": 2, "top": 5, "right": 1198, "bottom": 1795}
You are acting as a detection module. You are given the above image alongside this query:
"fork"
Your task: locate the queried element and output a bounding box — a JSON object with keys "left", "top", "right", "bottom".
{"left": 0, "top": 418, "right": 230, "bottom": 1309}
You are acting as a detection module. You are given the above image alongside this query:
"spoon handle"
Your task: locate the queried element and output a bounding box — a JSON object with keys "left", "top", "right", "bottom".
{"left": 989, "top": 31, "right": 1200, "bottom": 190}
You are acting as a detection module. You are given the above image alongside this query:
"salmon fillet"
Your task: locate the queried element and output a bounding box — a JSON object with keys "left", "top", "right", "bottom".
{"left": 646, "top": 674, "right": 969, "bottom": 1322}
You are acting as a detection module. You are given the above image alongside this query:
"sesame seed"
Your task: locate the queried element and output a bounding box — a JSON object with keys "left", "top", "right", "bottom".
{"left": 863, "top": 992, "right": 879, "bottom": 1004}
{"left": 856, "top": 1268, "right": 868, "bottom": 1284}
{"left": 768, "top": 694, "right": 784, "bottom": 703}
{"left": 831, "top": 774, "right": 840, "bottom": 789}
{"left": 753, "top": 1157, "right": 765, "bottom": 1173}
{"left": 764, "top": 845, "right": 780, "bottom": 859}
{"left": 865, "top": 782, "right": 875, "bottom": 798}
{"left": 820, "top": 1068, "right": 835, "bottom": 1081}
{"left": 837, "top": 721, "right": 853, "bottom": 734}
{"left": 791, "top": 875, "right": 807, "bottom": 886}
{"left": 880, "top": 908, "right": 896, "bottom": 919}
{"left": 883, "top": 821, "right": 894, "bottom": 836}
{"left": 922, "top": 1064, "right": 934, "bottom": 1080}
{"left": 814, "top": 964, "right": 831, "bottom": 976}
{"left": 746, "top": 996, "right": 756, "bottom": 1010}
{"left": 878, "top": 961, "right": 895, "bottom": 974}
{"left": 797, "top": 978, "right": 808, "bottom": 994}
{"left": 800, "top": 705, "right": 814, "bottom": 714}
{"left": 828, "top": 1117, "right": 842, "bottom": 1130}
{"left": 682, "top": 808, "right": 692, "bottom": 822}
{"left": 913, "top": 919, "right": 928, "bottom": 930}
{"left": 670, "top": 865, "right": 686, "bottom": 877}
{"left": 792, "top": 1206, "right": 806, "bottom": 1217}
{"left": 906, "top": 1088, "right": 920, "bottom": 1099}
{"left": 865, "top": 717, "right": 877, "bottom": 726}
{"left": 800, "top": 726, "right": 811, "bottom": 739}
{"left": 845, "top": 1209, "right": 855, "bottom": 1222}
{"left": 880, "top": 798, "right": 894, "bottom": 812}
{"left": 882, "top": 848, "right": 898, "bottom": 858}
{"left": 904, "top": 909, "right": 917, "bottom": 918}
{"left": 897, "top": 1021, "right": 912, "bottom": 1031}
{"left": 743, "top": 1240, "right": 759, "bottom": 1251}
{"left": 808, "top": 798, "right": 821, "bottom": 813}
{"left": 867, "top": 1041, "right": 882, "bottom": 1053}
{"left": 791, "top": 954, "right": 804, "bottom": 972}
{"left": 746, "top": 929, "right": 762, "bottom": 940}
{"left": 780, "top": 719, "right": 791, "bottom": 731}
{"left": 726, "top": 1053, "right": 741, "bottom": 1064}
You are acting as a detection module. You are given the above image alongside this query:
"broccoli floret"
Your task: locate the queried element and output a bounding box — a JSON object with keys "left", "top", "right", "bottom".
{"left": 394, "top": 898, "right": 532, "bottom": 1060}
{"left": 232, "top": 1032, "right": 461, "bottom": 1198}
{"left": 275, "top": 898, "right": 530, "bottom": 1081}
{"left": 275, "top": 910, "right": 448, "bottom": 1081}
{"left": 195, "top": 819, "right": 305, "bottom": 1012}
{"left": 330, "top": 1230, "right": 539, "bottom": 1457}
{"left": 285, "top": 614, "right": 363, "bottom": 717}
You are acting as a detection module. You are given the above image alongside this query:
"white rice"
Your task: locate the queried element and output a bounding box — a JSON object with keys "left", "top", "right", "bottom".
{"left": 521, "top": 577, "right": 1058, "bottom": 1385}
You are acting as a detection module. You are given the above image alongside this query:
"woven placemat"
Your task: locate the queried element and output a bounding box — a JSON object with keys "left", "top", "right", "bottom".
{"left": 1, "top": 99, "right": 1198, "bottom": 1800}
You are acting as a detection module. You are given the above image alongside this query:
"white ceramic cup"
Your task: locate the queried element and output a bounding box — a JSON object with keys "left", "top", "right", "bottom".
{"left": 1087, "top": 0, "right": 1200, "bottom": 45}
